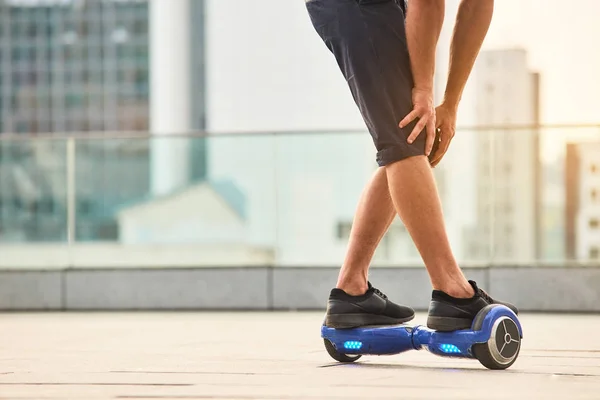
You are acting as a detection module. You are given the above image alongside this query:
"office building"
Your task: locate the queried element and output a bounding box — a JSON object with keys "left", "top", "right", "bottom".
{"left": 0, "top": 0, "right": 150, "bottom": 133}
{"left": 0, "top": 0, "right": 208, "bottom": 241}
{"left": 565, "top": 141, "right": 600, "bottom": 260}
{"left": 462, "top": 49, "right": 541, "bottom": 263}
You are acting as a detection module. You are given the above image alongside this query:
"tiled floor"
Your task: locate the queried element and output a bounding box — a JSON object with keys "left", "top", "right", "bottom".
{"left": 1, "top": 312, "right": 599, "bottom": 399}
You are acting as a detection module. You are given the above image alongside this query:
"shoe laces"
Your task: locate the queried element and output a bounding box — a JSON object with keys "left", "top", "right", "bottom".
{"left": 477, "top": 288, "right": 494, "bottom": 304}
{"left": 372, "top": 287, "right": 388, "bottom": 299}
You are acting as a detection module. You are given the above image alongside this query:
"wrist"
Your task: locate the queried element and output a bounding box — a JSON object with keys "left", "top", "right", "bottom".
{"left": 442, "top": 94, "right": 460, "bottom": 112}
{"left": 414, "top": 85, "right": 434, "bottom": 92}
{"left": 414, "top": 86, "right": 435, "bottom": 103}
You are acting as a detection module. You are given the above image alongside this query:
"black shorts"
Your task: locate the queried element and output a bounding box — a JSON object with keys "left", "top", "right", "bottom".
{"left": 306, "top": 0, "right": 426, "bottom": 167}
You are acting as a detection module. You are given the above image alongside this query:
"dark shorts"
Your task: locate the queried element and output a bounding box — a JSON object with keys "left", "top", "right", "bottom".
{"left": 306, "top": 0, "right": 426, "bottom": 167}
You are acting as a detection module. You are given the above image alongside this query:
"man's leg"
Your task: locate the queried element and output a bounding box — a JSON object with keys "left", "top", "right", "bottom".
{"left": 337, "top": 155, "right": 472, "bottom": 298}
{"left": 385, "top": 155, "right": 472, "bottom": 297}
{"left": 336, "top": 167, "right": 395, "bottom": 296}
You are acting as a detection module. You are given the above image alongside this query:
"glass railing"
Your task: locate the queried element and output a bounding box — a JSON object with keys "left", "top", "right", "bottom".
{"left": 1, "top": 125, "right": 599, "bottom": 268}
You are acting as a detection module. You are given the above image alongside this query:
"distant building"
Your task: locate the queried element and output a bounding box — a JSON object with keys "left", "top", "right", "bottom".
{"left": 0, "top": 0, "right": 150, "bottom": 133}
{"left": 565, "top": 142, "right": 600, "bottom": 261}
{"left": 462, "top": 49, "right": 542, "bottom": 263}
{"left": 0, "top": 0, "right": 209, "bottom": 241}
{"left": 540, "top": 158, "right": 567, "bottom": 260}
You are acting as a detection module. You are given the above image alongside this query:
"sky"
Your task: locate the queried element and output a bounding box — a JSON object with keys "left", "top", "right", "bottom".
{"left": 480, "top": 0, "right": 600, "bottom": 126}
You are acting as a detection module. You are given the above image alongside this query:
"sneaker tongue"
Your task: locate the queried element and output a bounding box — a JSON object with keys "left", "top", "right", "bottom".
{"left": 366, "top": 282, "right": 383, "bottom": 297}
{"left": 469, "top": 280, "right": 493, "bottom": 302}
{"left": 468, "top": 280, "right": 480, "bottom": 292}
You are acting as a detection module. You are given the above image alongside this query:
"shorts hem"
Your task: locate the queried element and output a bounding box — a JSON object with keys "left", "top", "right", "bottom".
{"left": 376, "top": 145, "right": 426, "bottom": 167}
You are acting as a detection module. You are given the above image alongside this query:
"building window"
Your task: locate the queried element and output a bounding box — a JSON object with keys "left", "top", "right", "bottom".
{"left": 1, "top": 1, "right": 150, "bottom": 134}
{"left": 592, "top": 189, "right": 598, "bottom": 202}
{"left": 592, "top": 164, "right": 598, "bottom": 174}
{"left": 590, "top": 218, "right": 599, "bottom": 229}
{"left": 590, "top": 247, "right": 600, "bottom": 260}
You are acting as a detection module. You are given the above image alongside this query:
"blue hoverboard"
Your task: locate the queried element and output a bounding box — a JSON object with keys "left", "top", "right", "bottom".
{"left": 321, "top": 304, "right": 522, "bottom": 370}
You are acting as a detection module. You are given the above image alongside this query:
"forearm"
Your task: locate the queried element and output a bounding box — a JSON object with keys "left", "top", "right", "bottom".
{"left": 405, "top": 0, "right": 445, "bottom": 91}
{"left": 443, "top": 0, "right": 494, "bottom": 110}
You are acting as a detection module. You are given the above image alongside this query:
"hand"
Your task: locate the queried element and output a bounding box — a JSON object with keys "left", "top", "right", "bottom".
{"left": 428, "top": 103, "right": 457, "bottom": 167}
{"left": 399, "top": 88, "right": 436, "bottom": 156}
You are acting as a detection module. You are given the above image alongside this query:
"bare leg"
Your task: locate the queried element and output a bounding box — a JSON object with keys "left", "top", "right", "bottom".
{"left": 337, "top": 167, "right": 396, "bottom": 295}
{"left": 385, "top": 155, "right": 473, "bottom": 298}
{"left": 338, "top": 154, "right": 473, "bottom": 299}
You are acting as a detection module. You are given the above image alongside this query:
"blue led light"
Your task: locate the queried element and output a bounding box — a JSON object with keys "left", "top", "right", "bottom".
{"left": 439, "top": 344, "right": 461, "bottom": 354}
{"left": 343, "top": 340, "right": 363, "bottom": 350}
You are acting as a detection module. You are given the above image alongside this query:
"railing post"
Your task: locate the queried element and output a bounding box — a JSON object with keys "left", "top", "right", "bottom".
{"left": 489, "top": 129, "right": 496, "bottom": 265}
{"left": 66, "top": 137, "right": 76, "bottom": 247}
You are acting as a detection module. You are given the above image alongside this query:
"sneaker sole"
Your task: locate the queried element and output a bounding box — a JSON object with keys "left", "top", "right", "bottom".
{"left": 426, "top": 316, "right": 473, "bottom": 332}
{"left": 326, "top": 313, "right": 415, "bottom": 329}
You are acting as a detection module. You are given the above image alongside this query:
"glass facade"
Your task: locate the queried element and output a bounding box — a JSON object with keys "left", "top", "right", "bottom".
{"left": 0, "top": 0, "right": 150, "bottom": 134}
{"left": 0, "top": 0, "right": 207, "bottom": 242}
{"left": 2, "top": 126, "right": 599, "bottom": 265}
{"left": 0, "top": 0, "right": 151, "bottom": 242}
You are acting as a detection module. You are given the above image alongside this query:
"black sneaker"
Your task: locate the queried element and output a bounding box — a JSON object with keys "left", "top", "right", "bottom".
{"left": 324, "top": 282, "right": 415, "bottom": 329}
{"left": 427, "top": 280, "right": 519, "bottom": 332}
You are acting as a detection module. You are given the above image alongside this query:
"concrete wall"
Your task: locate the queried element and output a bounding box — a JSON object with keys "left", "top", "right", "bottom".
{"left": 1, "top": 266, "right": 599, "bottom": 312}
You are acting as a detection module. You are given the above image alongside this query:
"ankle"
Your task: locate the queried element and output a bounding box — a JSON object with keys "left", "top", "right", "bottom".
{"left": 336, "top": 277, "right": 368, "bottom": 296}
{"left": 434, "top": 278, "right": 474, "bottom": 299}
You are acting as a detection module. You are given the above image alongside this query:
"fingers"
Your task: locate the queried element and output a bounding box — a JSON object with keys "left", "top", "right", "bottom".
{"left": 399, "top": 110, "right": 419, "bottom": 129}
{"left": 430, "top": 141, "right": 447, "bottom": 167}
{"left": 424, "top": 119, "right": 435, "bottom": 156}
{"left": 433, "top": 142, "right": 450, "bottom": 166}
{"left": 429, "top": 125, "right": 453, "bottom": 167}
{"left": 429, "top": 130, "right": 442, "bottom": 167}
{"left": 405, "top": 106, "right": 434, "bottom": 144}
{"left": 407, "top": 116, "right": 429, "bottom": 144}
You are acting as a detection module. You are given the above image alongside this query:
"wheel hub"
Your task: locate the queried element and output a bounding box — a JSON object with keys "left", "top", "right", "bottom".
{"left": 489, "top": 316, "right": 520, "bottom": 364}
